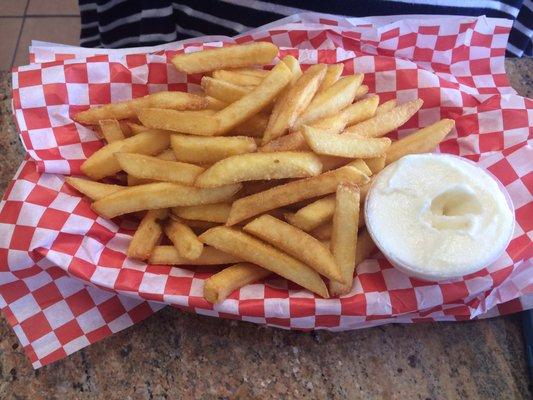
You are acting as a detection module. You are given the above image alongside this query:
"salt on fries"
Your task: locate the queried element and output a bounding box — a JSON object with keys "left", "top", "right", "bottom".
{"left": 69, "top": 41, "right": 453, "bottom": 303}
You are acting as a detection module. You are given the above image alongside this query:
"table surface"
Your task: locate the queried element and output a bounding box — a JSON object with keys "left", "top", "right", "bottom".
{"left": 0, "top": 59, "right": 532, "bottom": 400}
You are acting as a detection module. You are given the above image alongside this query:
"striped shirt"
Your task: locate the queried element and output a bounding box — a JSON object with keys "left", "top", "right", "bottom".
{"left": 79, "top": 0, "right": 532, "bottom": 57}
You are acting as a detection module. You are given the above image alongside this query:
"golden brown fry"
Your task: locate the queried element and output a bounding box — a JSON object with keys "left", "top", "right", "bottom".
{"left": 215, "top": 62, "right": 292, "bottom": 135}
{"left": 303, "top": 126, "right": 391, "bottom": 158}
{"left": 156, "top": 148, "right": 177, "bottom": 161}
{"left": 65, "top": 177, "right": 125, "bottom": 200}
{"left": 137, "top": 109, "right": 220, "bottom": 136}
{"left": 74, "top": 91, "right": 208, "bottom": 125}
{"left": 227, "top": 165, "right": 369, "bottom": 225}
{"left": 205, "top": 96, "right": 228, "bottom": 110}
{"left": 353, "top": 85, "right": 369, "bottom": 100}
{"left": 348, "top": 159, "right": 372, "bottom": 176}
{"left": 230, "top": 68, "right": 268, "bottom": 78}
{"left": 115, "top": 153, "right": 204, "bottom": 185}
{"left": 244, "top": 215, "right": 344, "bottom": 283}
{"left": 171, "top": 42, "right": 278, "bottom": 74}
{"left": 386, "top": 119, "right": 455, "bottom": 164}
{"left": 212, "top": 69, "right": 263, "bottom": 86}
{"left": 127, "top": 209, "right": 167, "bottom": 260}
{"left": 311, "top": 222, "right": 332, "bottom": 241}
{"left": 281, "top": 55, "right": 303, "bottom": 81}
{"left": 286, "top": 195, "right": 335, "bottom": 232}
{"left": 149, "top": 245, "right": 242, "bottom": 265}
{"left": 293, "top": 74, "right": 364, "bottom": 129}
{"left": 376, "top": 99, "right": 397, "bottom": 115}
{"left": 204, "top": 263, "right": 271, "bottom": 303}
{"left": 165, "top": 218, "right": 204, "bottom": 260}
{"left": 172, "top": 203, "right": 231, "bottom": 223}
{"left": 92, "top": 181, "right": 241, "bottom": 219}
{"left": 118, "top": 120, "right": 134, "bottom": 137}
{"left": 236, "top": 179, "right": 290, "bottom": 198}
{"left": 195, "top": 152, "right": 323, "bottom": 188}
{"left": 364, "top": 156, "right": 386, "bottom": 174}
{"left": 201, "top": 76, "right": 253, "bottom": 103}
{"left": 232, "top": 113, "right": 269, "bottom": 137}
{"left": 199, "top": 226, "right": 329, "bottom": 298}
{"left": 98, "top": 119, "right": 125, "bottom": 143}
{"left": 81, "top": 131, "right": 170, "bottom": 180}
{"left": 127, "top": 122, "right": 150, "bottom": 134}
{"left": 344, "top": 99, "right": 423, "bottom": 138}
{"left": 127, "top": 175, "right": 153, "bottom": 186}
{"left": 329, "top": 184, "right": 360, "bottom": 296}
{"left": 354, "top": 229, "right": 377, "bottom": 267}
{"left": 262, "top": 64, "right": 327, "bottom": 144}
{"left": 169, "top": 214, "right": 219, "bottom": 231}
{"left": 316, "top": 64, "right": 344, "bottom": 94}
{"left": 170, "top": 134, "right": 257, "bottom": 164}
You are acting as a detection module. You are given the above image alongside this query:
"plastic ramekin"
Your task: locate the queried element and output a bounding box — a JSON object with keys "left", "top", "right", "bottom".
{"left": 364, "top": 154, "right": 516, "bottom": 282}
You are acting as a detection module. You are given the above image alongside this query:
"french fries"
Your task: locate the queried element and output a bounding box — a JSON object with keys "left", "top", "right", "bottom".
{"left": 354, "top": 85, "right": 369, "bottom": 100}
{"left": 302, "top": 126, "right": 392, "bottom": 158}
{"left": 128, "top": 209, "right": 167, "bottom": 260}
{"left": 115, "top": 153, "right": 204, "bottom": 185}
{"left": 262, "top": 64, "right": 327, "bottom": 144}
{"left": 172, "top": 203, "right": 231, "bottom": 223}
{"left": 138, "top": 109, "right": 220, "bottom": 136}
{"left": 232, "top": 113, "right": 269, "bottom": 137}
{"left": 243, "top": 215, "right": 344, "bottom": 283}
{"left": 98, "top": 119, "right": 125, "bottom": 143}
{"left": 65, "top": 177, "right": 125, "bottom": 200}
{"left": 281, "top": 55, "right": 303, "bottom": 81}
{"left": 204, "top": 263, "right": 271, "bottom": 304}
{"left": 376, "top": 99, "right": 397, "bottom": 115}
{"left": 156, "top": 149, "right": 177, "bottom": 161}
{"left": 149, "top": 245, "right": 242, "bottom": 265}
{"left": 317, "top": 64, "right": 344, "bottom": 94}
{"left": 364, "top": 156, "right": 386, "bottom": 174}
{"left": 329, "top": 184, "right": 360, "bottom": 297}
{"left": 201, "top": 77, "right": 253, "bottom": 103}
{"left": 170, "top": 134, "right": 257, "bottom": 164}
{"left": 227, "top": 165, "right": 369, "bottom": 225}
{"left": 92, "top": 182, "right": 242, "bottom": 218}
{"left": 171, "top": 42, "right": 278, "bottom": 74}
{"left": 195, "top": 152, "right": 323, "bottom": 188}
{"left": 386, "top": 119, "right": 455, "bottom": 164}
{"left": 293, "top": 74, "right": 364, "bottom": 129}
{"left": 127, "top": 122, "right": 149, "bottom": 134}
{"left": 344, "top": 99, "right": 423, "bottom": 138}
{"left": 205, "top": 96, "right": 228, "bottom": 110}
{"left": 231, "top": 68, "right": 268, "bottom": 78}
{"left": 354, "top": 229, "right": 377, "bottom": 267}
{"left": 74, "top": 91, "right": 208, "bottom": 125}
{"left": 165, "top": 218, "right": 204, "bottom": 259}
{"left": 215, "top": 61, "right": 292, "bottom": 134}
{"left": 285, "top": 195, "right": 336, "bottom": 232}
{"left": 212, "top": 69, "right": 263, "bottom": 86}
{"left": 81, "top": 131, "right": 170, "bottom": 180}
{"left": 199, "top": 227, "right": 329, "bottom": 298}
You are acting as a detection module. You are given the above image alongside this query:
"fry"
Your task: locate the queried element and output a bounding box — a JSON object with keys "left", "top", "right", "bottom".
{"left": 281, "top": 55, "right": 302, "bottom": 81}
{"left": 260, "top": 96, "right": 379, "bottom": 153}
{"left": 344, "top": 99, "right": 423, "bottom": 138}
{"left": 171, "top": 42, "right": 278, "bottom": 74}
{"left": 74, "top": 91, "right": 208, "bottom": 125}
{"left": 316, "top": 64, "right": 344, "bottom": 94}
{"left": 115, "top": 153, "right": 204, "bottom": 185}
{"left": 201, "top": 77, "right": 253, "bottom": 103}
{"left": 329, "top": 184, "right": 360, "bottom": 296}
{"left": 348, "top": 159, "right": 372, "bottom": 176}
{"left": 65, "top": 177, "right": 125, "bottom": 200}
{"left": 227, "top": 165, "right": 369, "bottom": 225}
{"left": 170, "top": 134, "right": 257, "bottom": 164}
{"left": 293, "top": 74, "right": 363, "bottom": 129}
{"left": 199, "top": 227, "right": 329, "bottom": 298}
{"left": 127, "top": 175, "right": 153, "bottom": 186}
{"left": 172, "top": 203, "right": 231, "bottom": 223}
{"left": 386, "top": 119, "right": 455, "bottom": 164}
{"left": 81, "top": 131, "right": 170, "bottom": 180}
{"left": 231, "top": 68, "right": 268, "bottom": 78}
{"left": 354, "top": 229, "right": 377, "bottom": 267}
{"left": 127, "top": 209, "right": 167, "bottom": 260}
{"left": 232, "top": 113, "right": 269, "bottom": 137}
{"left": 286, "top": 195, "right": 335, "bottom": 232}
{"left": 127, "top": 122, "right": 149, "bottom": 134}
{"left": 156, "top": 149, "right": 177, "bottom": 161}
{"left": 236, "top": 179, "right": 290, "bottom": 198}
{"left": 170, "top": 215, "right": 219, "bottom": 231}
{"left": 119, "top": 120, "right": 134, "bottom": 137}
{"left": 311, "top": 222, "right": 332, "bottom": 241}
{"left": 262, "top": 64, "right": 327, "bottom": 144}
{"left": 138, "top": 109, "right": 220, "bottom": 136}
{"left": 165, "top": 218, "right": 204, "bottom": 260}
{"left": 205, "top": 96, "right": 228, "bottom": 110}
{"left": 364, "top": 156, "right": 386, "bottom": 174}
{"left": 354, "top": 85, "right": 369, "bottom": 100}
{"left": 92, "top": 181, "right": 241, "bottom": 218}
{"left": 195, "top": 152, "right": 323, "bottom": 188}
{"left": 204, "top": 263, "right": 271, "bottom": 303}
{"left": 215, "top": 62, "right": 292, "bottom": 135}
{"left": 303, "top": 126, "right": 391, "bottom": 158}
{"left": 244, "top": 215, "right": 344, "bottom": 283}
{"left": 212, "top": 69, "right": 263, "bottom": 86}
{"left": 98, "top": 119, "right": 124, "bottom": 142}
{"left": 149, "top": 245, "right": 242, "bottom": 265}
{"left": 376, "top": 99, "right": 397, "bottom": 115}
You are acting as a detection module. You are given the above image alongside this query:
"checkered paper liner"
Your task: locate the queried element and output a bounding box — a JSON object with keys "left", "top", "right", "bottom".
{"left": 1, "top": 14, "right": 532, "bottom": 368}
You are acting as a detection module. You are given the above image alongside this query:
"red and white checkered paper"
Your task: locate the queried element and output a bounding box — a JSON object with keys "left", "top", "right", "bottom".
{"left": 1, "top": 14, "right": 532, "bottom": 368}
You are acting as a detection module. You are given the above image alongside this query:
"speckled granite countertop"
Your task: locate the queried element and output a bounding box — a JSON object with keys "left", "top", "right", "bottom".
{"left": 0, "top": 59, "right": 532, "bottom": 400}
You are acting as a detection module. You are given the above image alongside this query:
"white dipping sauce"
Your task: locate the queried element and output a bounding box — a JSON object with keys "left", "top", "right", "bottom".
{"left": 365, "top": 154, "right": 514, "bottom": 280}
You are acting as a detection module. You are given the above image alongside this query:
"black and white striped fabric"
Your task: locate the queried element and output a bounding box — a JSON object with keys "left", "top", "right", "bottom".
{"left": 79, "top": 0, "right": 532, "bottom": 57}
